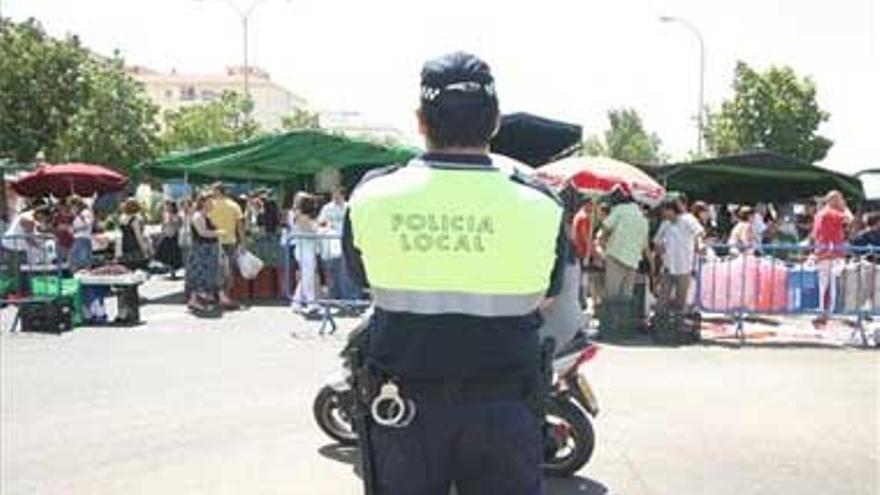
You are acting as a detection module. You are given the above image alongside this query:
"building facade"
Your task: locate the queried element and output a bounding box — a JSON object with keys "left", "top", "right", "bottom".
{"left": 130, "top": 66, "right": 308, "bottom": 130}
{"left": 318, "top": 110, "right": 409, "bottom": 144}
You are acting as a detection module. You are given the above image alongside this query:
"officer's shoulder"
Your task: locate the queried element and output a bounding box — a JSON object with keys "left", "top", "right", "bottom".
{"left": 354, "top": 165, "right": 403, "bottom": 189}
{"left": 349, "top": 165, "right": 406, "bottom": 202}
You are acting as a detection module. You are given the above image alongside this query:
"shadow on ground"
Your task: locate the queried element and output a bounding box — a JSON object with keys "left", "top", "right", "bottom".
{"left": 318, "top": 444, "right": 364, "bottom": 479}
{"left": 545, "top": 476, "right": 610, "bottom": 494}
{"left": 318, "top": 443, "right": 610, "bottom": 494}
{"left": 697, "top": 338, "right": 862, "bottom": 350}
{"left": 142, "top": 290, "right": 187, "bottom": 305}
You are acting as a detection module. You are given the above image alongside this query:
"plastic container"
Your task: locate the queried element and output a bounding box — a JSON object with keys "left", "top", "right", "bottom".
{"left": 251, "top": 267, "right": 278, "bottom": 300}
{"left": 229, "top": 271, "right": 251, "bottom": 301}
{"left": 699, "top": 256, "right": 758, "bottom": 312}
{"left": 0, "top": 276, "right": 16, "bottom": 297}
{"left": 699, "top": 256, "right": 788, "bottom": 313}
{"left": 756, "top": 259, "right": 788, "bottom": 312}
{"left": 29, "top": 276, "right": 83, "bottom": 325}
{"left": 839, "top": 262, "right": 877, "bottom": 313}
{"left": 787, "top": 267, "right": 820, "bottom": 311}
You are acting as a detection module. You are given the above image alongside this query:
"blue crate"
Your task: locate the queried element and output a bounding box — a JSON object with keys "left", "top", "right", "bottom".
{"left": 787, "top": 268, "right": 820, "bottom": 311}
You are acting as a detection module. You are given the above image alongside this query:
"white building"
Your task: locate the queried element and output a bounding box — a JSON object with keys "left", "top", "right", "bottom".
{"left": 130, "top": 65, "right": 308, "bottom": 130}
{"left": 318, "top": 110, "right": 409, "bottom": 144}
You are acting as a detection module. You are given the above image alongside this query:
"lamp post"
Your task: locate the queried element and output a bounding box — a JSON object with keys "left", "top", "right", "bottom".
{"left": 195, "top": 0, "right": 286, "bottom": 98}
{"left": 660, "top": 15, "right": 705, "bottom": 156}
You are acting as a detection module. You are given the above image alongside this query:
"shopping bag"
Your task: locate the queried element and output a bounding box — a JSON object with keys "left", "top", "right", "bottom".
{"left": 237, "top": 248, "right": 264, "bottom": 280}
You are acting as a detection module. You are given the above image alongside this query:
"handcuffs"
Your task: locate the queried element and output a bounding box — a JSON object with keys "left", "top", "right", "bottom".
{"left": 370, "top": 381, "right": 417, "bottom": 428}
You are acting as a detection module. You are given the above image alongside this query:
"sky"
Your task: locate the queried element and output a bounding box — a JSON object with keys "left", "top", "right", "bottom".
{"left": 6, "top": 0, "right": 880, "bottom": 180}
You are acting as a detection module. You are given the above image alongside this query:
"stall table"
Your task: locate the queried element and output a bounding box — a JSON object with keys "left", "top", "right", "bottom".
{"left": 75, "top": 271, "right": 148, "bottom": 326}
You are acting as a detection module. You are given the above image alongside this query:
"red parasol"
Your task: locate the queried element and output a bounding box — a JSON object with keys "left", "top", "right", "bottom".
{"left": 535, "top": 156, "right": 666, "bottom": 206}
{"left": 11, "top": 162, "right": 128, "bottom": 198}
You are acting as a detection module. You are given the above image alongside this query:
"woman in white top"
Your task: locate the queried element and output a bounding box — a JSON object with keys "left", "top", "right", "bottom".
{"left": 728, "top": 206, "right": 757, "bottom": 254}
{"left": 70, "top": 196, "right": 94, "bottom": 270}
{"left": 291, "top": 194, "right": 321, "bottom": 314}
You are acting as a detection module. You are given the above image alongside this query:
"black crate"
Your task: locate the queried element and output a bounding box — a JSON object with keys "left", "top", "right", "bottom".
{"left": 597, "top": 296, "right": 643, "bottom": 341}
{"left": 20, "top": 297, "right": 74, "bottom": 334}
{"left": 651, "top": 311, "right": 701, "bottom": 345}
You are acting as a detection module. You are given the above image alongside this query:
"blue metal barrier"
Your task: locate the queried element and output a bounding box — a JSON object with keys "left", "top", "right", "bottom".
{"left": 695, "top": 243, "right": 879, "bottom": 346}
{"left": 281, "top": 231, "right": 370, "bottom": 335}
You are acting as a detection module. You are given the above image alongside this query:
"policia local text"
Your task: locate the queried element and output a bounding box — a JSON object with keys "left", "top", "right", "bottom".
{"left": 391, "top": 212, "right": 494, "bottom": 253}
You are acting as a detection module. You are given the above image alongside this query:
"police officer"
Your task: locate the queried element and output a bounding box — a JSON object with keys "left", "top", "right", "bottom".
{"left": 342, "top": 52, "right": 566, "bottom": 495}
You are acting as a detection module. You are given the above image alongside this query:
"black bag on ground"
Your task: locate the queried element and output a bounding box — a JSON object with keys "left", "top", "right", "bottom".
{"left": 20, "top": 297, "right": 74, "bottom": 334}
{"left": 597, "top": 296, "right": 642, "bottom": 340}
{"left": 652, "top": 311, "right": 701, "bottom": 345}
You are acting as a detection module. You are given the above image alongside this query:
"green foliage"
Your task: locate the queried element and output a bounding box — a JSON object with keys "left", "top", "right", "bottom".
{"left": 583, "top": 108, "right": 664, "bottom": 164}
{"left": 159, "top": 91, "right": 261, "bottom": 152}
{"left": 0, "top": 18, "right": 89, "bottom": 163}
{"left": 705, "top": 61, "right": 832, "bottom": 162}
{"left": 581, "top": 135, "right": 606, "bottom": 157}
{"left": 45, "top": 53, "right": 160, "bottom": 169}
{"left": 0, "top": 18, "right": 160, "bottom": 169}
{"left": 281, "top": 108, "right": 321, "bottom": 131}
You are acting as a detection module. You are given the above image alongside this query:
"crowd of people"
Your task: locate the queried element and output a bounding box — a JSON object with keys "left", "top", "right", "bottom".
{"left": 1, "top": 182, "right": 360, "bottom": 319}
{"left": 569, "top": 186, "right": 880, "bottom": 324}
{"left": 3, "top": 175, "right": 878, "bottom": 326}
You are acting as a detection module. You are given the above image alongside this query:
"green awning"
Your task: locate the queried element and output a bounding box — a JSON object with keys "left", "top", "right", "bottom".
{"left": 136, "top": 130, "right": 419, "bottom": 183}
{"left": 0, "top": 159, "right": 36, "bottom": 172}
{"left": 640, "top": 151, "right": 865, "bottom": 203}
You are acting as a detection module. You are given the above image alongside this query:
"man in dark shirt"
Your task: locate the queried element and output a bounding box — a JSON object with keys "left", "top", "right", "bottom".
{"left": 342, "top": 52, "right": 565, "bottom": 495}
{"left": 852, "top": 213, "right": 880, "bottom": 261}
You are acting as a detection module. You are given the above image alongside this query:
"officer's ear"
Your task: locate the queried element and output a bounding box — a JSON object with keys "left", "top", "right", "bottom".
{"left": 490, "top": 113, "right": 501, "bottom": 139}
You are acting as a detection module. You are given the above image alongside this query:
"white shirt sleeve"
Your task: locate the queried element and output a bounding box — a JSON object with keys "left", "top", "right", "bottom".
{"left": 685, "top": 214, "right": 704, "bottom": 237}
{"left": 318, "top": 204, "right": 330, "bottom": 224}
{"left": 654, "top": 221, "right": 668, "bottom": 246}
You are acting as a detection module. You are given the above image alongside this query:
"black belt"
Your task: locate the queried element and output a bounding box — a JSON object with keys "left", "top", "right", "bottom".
{"left": 397, "top": 376, "right": 532, "bottom": 405}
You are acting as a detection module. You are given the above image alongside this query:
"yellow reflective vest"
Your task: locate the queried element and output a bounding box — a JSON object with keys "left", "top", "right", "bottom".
{"left": 349, "top": 156, "right": 563, "bottom": 317}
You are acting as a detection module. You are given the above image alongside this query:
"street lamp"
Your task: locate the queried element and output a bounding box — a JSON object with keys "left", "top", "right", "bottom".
{"left": 195, "top": 0, "right": 288, "bottom": 98}
{"left": 659, "top": 15, "right": 705, "bottom": 156}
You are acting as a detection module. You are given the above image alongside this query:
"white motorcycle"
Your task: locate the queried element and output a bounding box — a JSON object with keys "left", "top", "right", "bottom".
{"left": 313, "top": 332, "right": 600, "bottom": 477}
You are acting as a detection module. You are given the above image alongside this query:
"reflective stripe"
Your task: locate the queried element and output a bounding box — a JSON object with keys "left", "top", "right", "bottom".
{"left": 372, "top": 288, "right": 544, "bottom": 317}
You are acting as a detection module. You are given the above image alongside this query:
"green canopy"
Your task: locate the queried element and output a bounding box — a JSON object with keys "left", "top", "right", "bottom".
{"left": 136, "top": 130, "right": 419, "bottom": 183}
{"left": 641, "top": 151, "right": 864, "bottom": 203}
{"left": 0, "top": 159, "right": 36, "bottom": 172}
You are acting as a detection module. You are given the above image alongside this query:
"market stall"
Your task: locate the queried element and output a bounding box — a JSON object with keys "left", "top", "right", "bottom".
{"left": 135, "top": 131, "right": 418, "bottom": 305}
{"left": 135, "top": 130, "right": 418, "bottom": 184}
{"left": 3, "top": 162, "right": 146, "bottom": 329}
{"left": 640, "top": 151, "right": 865, "bottom": 203}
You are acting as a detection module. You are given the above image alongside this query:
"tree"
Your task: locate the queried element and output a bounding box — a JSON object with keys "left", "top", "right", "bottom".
{"left": 159, "top": 91, "right": 260, "bottom": 152}
{"left": 582, "top": 108, "right": 663, "bottom": 164}
{"left": 0, "top": 18, "right": 89, "bottom": 163}
{"left": 1, "top": 18, "right": 161, "bottom": 169}
{"left": 705, "top": 61, "right": 832, "bottom": 162}
{"left": 45, "top": 53, "right": 161, "bottom": 170}
{"left": 281, "top": 108, "right": 321, "bottom": 131}
{"left": 581, "top": 135, "right": 606, "bottom": 157}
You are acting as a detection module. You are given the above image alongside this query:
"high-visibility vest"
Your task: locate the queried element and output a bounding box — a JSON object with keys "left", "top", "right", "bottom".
{"left": 349, "top": 157, "right": 562, "bottom": 317}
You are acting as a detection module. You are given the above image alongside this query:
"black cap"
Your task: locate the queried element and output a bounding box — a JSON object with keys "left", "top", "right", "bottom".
{"left": 420, "top": 52, "right": 496, "bottom": 104}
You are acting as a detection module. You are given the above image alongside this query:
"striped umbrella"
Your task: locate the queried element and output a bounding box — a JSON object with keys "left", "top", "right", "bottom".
{"left": 536, "top": 156, "right": 666, "bottom": 206}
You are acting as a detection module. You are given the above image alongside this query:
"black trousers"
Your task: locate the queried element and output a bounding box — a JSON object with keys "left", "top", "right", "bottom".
{"left": 369, "top": 398, "right": 543, "bottom": 495}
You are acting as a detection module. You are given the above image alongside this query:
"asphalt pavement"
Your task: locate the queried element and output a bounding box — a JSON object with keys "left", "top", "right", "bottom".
{"left": 1, "top": 279, "right": 877, "bottom": 494}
